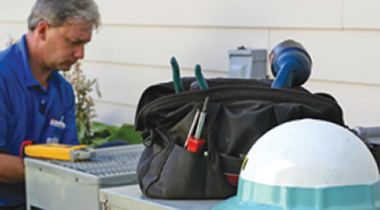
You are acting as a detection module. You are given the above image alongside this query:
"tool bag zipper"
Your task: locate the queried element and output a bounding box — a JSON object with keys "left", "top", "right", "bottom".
{"left": 135, "top": 84, "right": 344, "bottom": 131}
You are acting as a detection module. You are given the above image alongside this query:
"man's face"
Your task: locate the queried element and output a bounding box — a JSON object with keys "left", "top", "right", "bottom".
{"left": 42, "top": 21, "right": 93, "bottom": 71}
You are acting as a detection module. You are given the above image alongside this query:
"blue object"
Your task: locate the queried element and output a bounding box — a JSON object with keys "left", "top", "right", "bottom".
{"left": 190, "top": 81, "right": 201, "bottom": 90}
{"left": 95, "top": 140, "right": 130, "bottom": 149}
{"left": 0, "top": 35, "right": 79, "bottom": 207}
{"left": 270, "top": 40, "right": 312, "bottom": 89}
{"left": 213, "top": 178, "right": 380, "bottom": 210}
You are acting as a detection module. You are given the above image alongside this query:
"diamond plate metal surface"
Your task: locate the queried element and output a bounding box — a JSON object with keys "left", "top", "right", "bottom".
{"left": 48, "top": 144, "right": 144, "bottom": 177}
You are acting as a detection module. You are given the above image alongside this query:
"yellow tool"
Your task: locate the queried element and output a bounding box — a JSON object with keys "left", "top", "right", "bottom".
{"left": 24, "top": 143, "right": 95, "bottom": 161}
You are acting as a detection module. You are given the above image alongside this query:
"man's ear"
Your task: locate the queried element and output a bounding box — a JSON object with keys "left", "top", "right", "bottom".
{"left": 35, "top": 21, "right": 50, "bottom": 41}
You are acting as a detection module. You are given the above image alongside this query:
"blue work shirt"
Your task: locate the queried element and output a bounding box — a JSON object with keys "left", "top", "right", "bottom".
{"left": 0, "top": 35, "right": 79, "bottom": 207}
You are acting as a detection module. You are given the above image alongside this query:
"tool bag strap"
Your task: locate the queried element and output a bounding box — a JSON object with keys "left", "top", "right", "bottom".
{"left": 141, "top": 128, "right": 155, "bottom": 147}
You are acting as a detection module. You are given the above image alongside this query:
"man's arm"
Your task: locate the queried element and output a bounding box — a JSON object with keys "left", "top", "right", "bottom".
{"left": 0, "top": 154, "right": 24, "bottom": 183}
{"left": 0, "top": 74, "right": 25, "bottom": 183}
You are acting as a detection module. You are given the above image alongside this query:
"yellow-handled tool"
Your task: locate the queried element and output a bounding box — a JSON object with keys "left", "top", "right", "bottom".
{"left": 24, "top": 143, "right": 95, "bottom": 161}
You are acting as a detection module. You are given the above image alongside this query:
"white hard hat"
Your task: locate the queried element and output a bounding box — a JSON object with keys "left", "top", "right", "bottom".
{"left": 213, "top": 119, "right": 380, "bottom": 210}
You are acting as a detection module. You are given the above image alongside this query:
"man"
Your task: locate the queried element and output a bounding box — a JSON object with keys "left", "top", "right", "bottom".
{"left": 0, "top": 0, "right": 100, "bottom": 209}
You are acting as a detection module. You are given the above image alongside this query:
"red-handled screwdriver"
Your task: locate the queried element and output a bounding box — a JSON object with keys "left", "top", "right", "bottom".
{"left": 184, "top": 109, "right": 200, "bottom": 148}
{"left": 187, "top": 97, "right": 209, "bottom": 152}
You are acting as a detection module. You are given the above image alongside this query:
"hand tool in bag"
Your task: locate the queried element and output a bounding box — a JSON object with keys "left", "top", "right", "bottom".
{"left": 183, "top": 109, "right": 200, "bottom": 148}
{"left": 270, "top": 39, "right": 312, "bottom": 89}
{"left": 186, "top": 97, "right": 209, "bottom": 152}
{"left": 194, "top": 64, "right": 209, "bottom": 90}
{"left": 190, "top": 64, "right": 209, "bottom": 91}
{"left": 170, "top": 57, "right": 184, "bottom": 93}
{"left": 22, "top": 143, "right": 95, "bottom": 161}
{"left": 170, "top": 56, "right": 209, "bottom": 92}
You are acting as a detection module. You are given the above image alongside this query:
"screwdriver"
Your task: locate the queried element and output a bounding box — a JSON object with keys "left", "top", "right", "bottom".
{"left": 187, "top": 97, "right": 209, "bottom": 152}
{"left": 184, "top": 109, "right": 200, "bottom": 148}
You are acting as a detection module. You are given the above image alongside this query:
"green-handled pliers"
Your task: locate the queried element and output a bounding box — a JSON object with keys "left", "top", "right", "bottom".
{"left": 170, "top": 57, "right": 209, "bottom": 93}
{"left": 170, "top": 57, "right": 184, "bottom": 93}
{"left": 194, "top": 64, "right": 208, "bottom": 90}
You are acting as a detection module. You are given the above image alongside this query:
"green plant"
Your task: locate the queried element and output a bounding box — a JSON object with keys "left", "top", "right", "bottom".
{"left": 62, "top": 62, "right": 101, "bottom": 144}
{"left": 83, "top": 122, "right": 142, "bottom": 147}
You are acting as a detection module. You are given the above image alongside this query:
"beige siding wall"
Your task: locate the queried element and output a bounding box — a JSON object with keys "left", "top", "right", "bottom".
{"left": 0, "top": 0, "right": 379, "bottom": 127}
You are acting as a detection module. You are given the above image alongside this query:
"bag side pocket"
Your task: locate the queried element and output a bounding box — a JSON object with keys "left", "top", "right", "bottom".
{"left": 146, "top": 144, "right": 235, "bottom": 199}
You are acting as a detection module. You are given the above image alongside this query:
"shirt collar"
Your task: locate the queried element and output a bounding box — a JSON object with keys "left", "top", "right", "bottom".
{"left": 48, "top": 71, "right": 63, "bottom": 84}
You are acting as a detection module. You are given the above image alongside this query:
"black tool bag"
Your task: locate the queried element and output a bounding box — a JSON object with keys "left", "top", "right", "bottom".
{"left": 134, "top": 77, "right": 345, "bottom": 199}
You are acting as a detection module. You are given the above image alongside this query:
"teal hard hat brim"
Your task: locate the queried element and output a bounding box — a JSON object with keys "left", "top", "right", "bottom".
{"left": 213, "top": 196, "right": 282, "bottom": 210}
{"left": 212, "top": 178, "right": 380, "bottom": 210}
{"left": 213, "top": 195, "right": 380, "bottom": 210}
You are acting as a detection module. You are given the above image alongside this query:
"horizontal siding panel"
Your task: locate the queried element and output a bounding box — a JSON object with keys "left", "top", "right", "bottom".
{"left": 270, "top": 29, "right": 380, "bottom": 85}
{"left": 98, "top": 0, "right": 342, "bottom": 29}
{"left": 81, "top": 61, "right": 227, "bottom": 106}
{"left": 305, "top": 80, "right": 380, "bottom": 127}
{"left": 86, "top": 26, "right": 269, "bottom": 71}
{"left": 93, "top": 100, "right": 136, "bottom": 126}
{"left": 343, "top": 0, "right": 380, "bottom": 29}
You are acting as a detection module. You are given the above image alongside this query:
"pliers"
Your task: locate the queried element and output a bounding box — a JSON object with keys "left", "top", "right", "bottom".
{"left": 170, "top": 57, "right": 209, "bottom": 93}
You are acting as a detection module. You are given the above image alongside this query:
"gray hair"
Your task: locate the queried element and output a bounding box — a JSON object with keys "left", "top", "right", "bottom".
{"left": 28, "top": 0, "right": 101, "bottom": 31}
